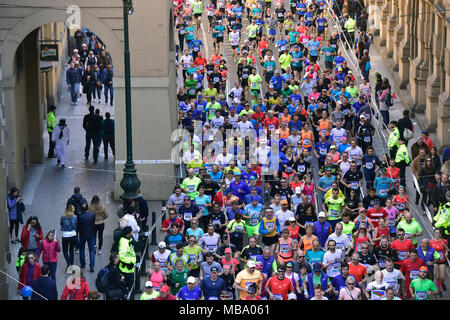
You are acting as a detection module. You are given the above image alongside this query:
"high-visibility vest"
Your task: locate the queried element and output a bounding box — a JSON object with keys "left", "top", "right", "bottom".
{"left": 46, "top": 111, "right": 57, "bottom": 133}
{"left": 434, "top": 202, "right": 450, "bottom": 234}
{"left": 395, "top": 144, "right": 410, "bottom": 164}
{"left": 388, "top": 127, "right": 399, "bottom": 149}
{"left": 118, "top": 237, "right": 136, "bottom": 273}
{"left": 301, "top": 130, "right": 313, "bottom": 148}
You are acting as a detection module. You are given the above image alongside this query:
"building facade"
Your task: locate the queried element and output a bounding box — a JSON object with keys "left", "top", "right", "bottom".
{"left": 367, "top": 0, "right": 450, "bottom": 149}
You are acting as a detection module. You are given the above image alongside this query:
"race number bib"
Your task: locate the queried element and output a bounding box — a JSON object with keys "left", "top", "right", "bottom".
{"left": 280, "top": 243, "right": 290, "bottom": 253}
{"left": 266, "top": 222, "right": 275, "bottom": 231}
{"left": 364, "top": 136, "right": 371, "bottom": 143}
{"left": 350, "top": 182, "right": 359, "bottom": 190}
{"left": 330, "top": 209, "right": 339, "bottom": 218}
{"left": 398, "top": 251, "right": 408, "bottom": 260}
{"left": 416, "top": 291, "right": 427, "bottom": 300}
{"left": 184, "top": 212, "right": 193, "bottom": 221}
{"left": 410, "top": 270, "right": 419, "bottom": 279}
{"left": 365, "top": 162, "right": 373, "bottom": 170}
{"left": 298, "top": 165, "right": 306, "bottom": 172}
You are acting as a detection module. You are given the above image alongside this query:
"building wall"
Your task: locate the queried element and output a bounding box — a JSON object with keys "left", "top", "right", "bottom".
{"left": 367, "top": 0, "right": 450, "bottom": 150}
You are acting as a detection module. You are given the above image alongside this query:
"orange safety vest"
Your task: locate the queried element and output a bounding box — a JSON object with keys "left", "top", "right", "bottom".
{"left": 301, "top": 130, "right": 313, "bottom": 148}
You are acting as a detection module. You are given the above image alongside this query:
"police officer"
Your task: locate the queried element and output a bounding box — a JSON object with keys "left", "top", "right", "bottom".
{"left": 46, "top": 105, "right": 57, "bottom": 158}
{"left": 434, "top": 191, "right": 450, "bottom": 241}
{"left": 118, "top": 226, "right": 136, "bottom": 293}
{"left": 395, "top": 138, "right": 410, "bottom": 188}
{"left": 388, "top": 121, "right": 400, "bottom": 160}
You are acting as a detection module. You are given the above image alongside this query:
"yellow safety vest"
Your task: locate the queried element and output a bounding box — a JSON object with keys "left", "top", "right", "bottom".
{"left": 395, "top": 144, "right": 410, "bottom": 164}
{"left": 388, "top": 127, "right": 399, "bottom": 149}
{"left": 118, "top": 237, "right": 136, "bottom": 273}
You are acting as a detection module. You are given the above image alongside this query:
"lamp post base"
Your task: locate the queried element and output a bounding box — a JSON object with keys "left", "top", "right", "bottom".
{"left": 120, "top": 160, "right": 141, "bottom": 200}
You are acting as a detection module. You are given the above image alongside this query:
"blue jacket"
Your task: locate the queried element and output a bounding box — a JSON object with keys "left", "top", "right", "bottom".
{"left": 7, "top": 196, "right": 17, "bottom": 220}
{"left": 31, "top": 276, "right": 58, "bottom": 300}
{"left": 417, "top": 247, "right": 436, "bottom": 274}
{"left": 270, "top": 75, "right": 283, "bottom": 90}
{"left": 307, "top": 272, "right": 330, "bottom": 298}
{"left": 101, "top": 68, "right": 114, "bottom": 85}
{"left": 66, "top": 67, "right": 81, "bottom": 85}
{"left": 313, "top": 220, "right": 331, "bottom": 248}
{"left": 255, "top": 254, "right": 276, "bottom": 276}
{"left": 60, "top": 215, "right": 78, "bottom": 232}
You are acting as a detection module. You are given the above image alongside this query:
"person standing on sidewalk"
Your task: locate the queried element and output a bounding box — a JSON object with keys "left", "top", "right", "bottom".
{"left": 7, "top": 187, "right": 24, "bottom": 244}
{"left": 66, "top": 62, "right": 81, "bottom": 106}
{"left": 46, "top": 105, "right": 57, "bottom": 158}
{"left": 37, "top": 230, "right": 61, "bottom": 280}
{"left": 102, "top": 64, "right": 114, "bottom": 106}
{"left": 51, "top": 118, "right": 70, "bottom": 168}
{"left": 83, "top": 106, "right": 100, "bottom": 163}
{"left": 101, "top": 112, "right": 115, "bottom": 160}
{"left": 118, "top": 226, "right": 136, "bottom": 294}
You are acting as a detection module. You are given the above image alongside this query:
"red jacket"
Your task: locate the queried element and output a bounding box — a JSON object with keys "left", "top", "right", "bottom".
{"left": 21, "top": 226, "right": 43, "bottom": 250}
{"left": 18, "top": 262, "right": 41, "bottom": 291}
{"left": 61, "top": 278, "right": 90, "bottom": 300}
{"left": 37, "top": 239, "right": 61, "bottom": 263}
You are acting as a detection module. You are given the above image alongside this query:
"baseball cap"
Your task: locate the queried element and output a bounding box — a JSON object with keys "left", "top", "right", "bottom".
{"left": 234, "top": 172, "right": 241, "bottom": 176}
{"left": 288, "top": 293, "right": 297, "bottom": 300}
{"left": 285, "top": 261, "right": 294, "bottom": 268}
{"left": 338, "top": 67, "right": 342, "bottom": 71}
{"left": 158, "top": 241, "right": 166, "bottom": 249}
{"left": 419, "top": 266, "right": 428, "bottom": 272}
{"left": 281, "top": 199, "right": 288, "bottom": 205}
{"left": 187, "top": 276, "right": 196, "bottom": 284}
{"left": 275, "top": 70, "right": 280, "bottom": 74}
{"left": 211, "top": 267, "right": 219, "bottom": 273}
{"left": 295, "top": 187, "right": 301, "bottom": 193}
{"left": 224, "top": 247, "right": 232, "bottom": 254}
{"left": 160, "top": 285, "right": 170, "bottom": 293}
{"left": 145, "top": 281, "right": 153, "bottom": 288}
{"left": 313, "top": 263, "right": 322, "bottom": 272}
{"left": 422, "top": 129, "right": 428, "bottom": 134}
{"left": 255, "top": 261, "right": 263, "bottom": 270}
{"left": 251, "top": 196, "right": 258, "bottom": 202}
{"left": 360, "top": 114, "right": 365, "bottom": 119}
{"left": 330, "top": 145, "right": 336, "bottom": 149}
{"left": 289, "top": 217, "right": 296, "bottom": 222}
{"left": 249, "top": 176, "right": 256, "bottom": 180}
{"left": 318, "top": 211, "right": 326, "bottom": 218}
{"left": 247, "top": 260, "right": 256, "bottom": 268}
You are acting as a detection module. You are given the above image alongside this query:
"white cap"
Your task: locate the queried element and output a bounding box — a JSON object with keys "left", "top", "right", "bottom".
{"left": 187, "top": 276, "right": 196, "bottom": 284}
{"left": 295, "top": 187, "right": 301, "bottom": 193}
{"left": 158, "top": 241, "right": 166, "bottom": 249}
{"left": 145, "top": 281, "right": 153, "bottom": 288}
{"left": 289, "top": 217, "right": 296, "bottom": 222}
{"left": 318, "top": 211, "right": 326, "bottom": 218}
{"left": 247, "top": 260, "right": 256, "bottom": 268}
{"left": 288, "top": 292, "right": 297, "bottom": 300}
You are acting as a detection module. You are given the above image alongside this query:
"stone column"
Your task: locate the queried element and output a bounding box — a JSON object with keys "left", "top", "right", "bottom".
{"left": 366, "top": 0, "right": 381, "bottom": 36}
{"left": 378, "top": 0, "right": 390, "bottom": 47}
{"left": 397, "top": 0, "right": 411, "bottom": 89}
{"left": 425, "top": 12, "right": 443, "bottom": 131}
{"left": 436, "top": 12, "right": 450, "bottom": 149}
{"left": 410, "top": 0, "right": 429, "bottom": 113}
{"left": 383, "top": 0, "right": 397, "bottom": 60}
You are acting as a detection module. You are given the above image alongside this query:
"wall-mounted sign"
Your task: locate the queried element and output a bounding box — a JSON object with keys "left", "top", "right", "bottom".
{"left": 40, "top": 44, "right": 59, "bottom": 61}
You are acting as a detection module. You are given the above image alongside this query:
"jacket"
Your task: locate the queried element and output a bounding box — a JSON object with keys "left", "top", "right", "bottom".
{"left": 31, "top": 276, "right": 58, "bottom": 300}
{"left": 7, "top": 195, "right": 18, "bottom": 220}
{"left": 37, "top": 239, "right": 61, "bottom": 263}
{"left": 411, "top": 155, "right": 425, "bottom": 178}
{"left": 66, "top": 67, "right": 81, "bottom": 85}
{"left": 118, "top": 236, "right": 136, "bottom": 273}
{"left": 313, "top": 220, "right": 331, "bottom": 248}
{"left": 67, "top": 194, "right": 86, "bottom": 215}
{"left": 83, "top": 112, "right": 102, "bottom": 133}
{"left": 46, "top": 111, "right": 57, "bottom": 133}
{"left": 21, "top": 226, "right": 43, "bottom": 250}
{"left": 387, "top": 127, "right": 399, "bottom": 150}
{"left": 434, "top": 202, "right": 450, "bottom": 233}
{"left": 92, "top": 205, "right": 109, "bottom": 225}
{"left": 101, "top": 68, "right": 114, "bottom": 85}
{"left": 61, "top": 278, "right": 90, "bottom": 300}
{"left": 60, "top": 215, "right": 78, "bottom": 233}
{"left": 395, "top": 144, "right": 410, "bottom": 164}
{"left": 78, "top": 211, "right": 96, "bottom": 238}
{"left": 100, "top": 118, "right": 115, "bottom": 138}
{"left": 18, "top": 262, "right": 41, "bottom": 290}
{"left": 307, "top": 271, "right": 330, "bottom": 298}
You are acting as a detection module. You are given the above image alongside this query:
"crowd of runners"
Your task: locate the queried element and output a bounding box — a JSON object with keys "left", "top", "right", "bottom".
{"left": 7, "top": 0, "right": 450, "bottom": 301}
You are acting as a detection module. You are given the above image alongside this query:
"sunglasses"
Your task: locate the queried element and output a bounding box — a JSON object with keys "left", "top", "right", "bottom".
{"left": 348, "top": 282, "right": 355, "bottom": 285}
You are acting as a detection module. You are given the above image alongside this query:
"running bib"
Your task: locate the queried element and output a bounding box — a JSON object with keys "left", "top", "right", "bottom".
{"left": 179, "top": 29, "right": 185, "bottom": 35}
{"left": 188, "top": 254, "right": 197, "bottom": 261}
{"left": 213, "top": 219, "right": 221, "bottom": 225}
{"left": 321, "top": 129, "right": 327, "bottom": 136}
{"left": 214, "top": 77, "right": 220, "bottom": 83}
{"left": 379, "top": 189, "right": 388, "bottom": 197}
{"left": 187, "top": 185, "right": 196, "bottom": 193}
{"left": 305, "top": 221, "right": 314, "bottom": 226}
{"left": 388, "top": 219, "right": 395, "bottom": 227}
{"left": 269, "top": 124, "right": 275, "bottom": 130}
{"left": 410, "top": 270, "right": 419, "bottom": 279}
{"left": 207, "top": 244, "right": 216, "bottom": 252}
{"left": 350, "top": 182, "right": 359, "bottom": 189}
{"left": 280, "top": 243, "right": 290, "bottom": 253}
{"left": 330, "top": 209, "right": 339, "bottom": 218}
{"left": 251, "top": 82, "right": 258, "bottom": 89}
{"left": 234, "top": 225, "right": 244, "bottom": 232}
{"left": 267, "top": 65, "right": 273, "bottom": 71}
{"left": 266, "top": 222, "right": 275, "bottom": 231}
{"left": 371, "top": 290, "right": 385, "bottom": 300}
{"left": 194, "top": 47, "right": 199, "bottom": 52}
{"left": 273, "top": 294, "right": 283, "bottom": 300}
{"left": 332, "top": 262, "right": 341, "bottom": 274}
{"left": 243, "top": 74, "right": 249, "bottom": 79}
{"left": 198, "top": 65, "right": 203, "bottom": 71}
{"left": 365, "top": 162, "right": 373, "bottom": 170}
{"left": 398, "top": 251, "right": 408, "bottom": 260}
{"left": 209, "top": 296, "right": 219, "bottom": 300}
{"left": 286, "top": 166, "right": 293, "bottom": 173}
{"left": 303, "top": 139, "right": 310, "bottom": 146}
{"left": 298, "top": 165, "right": 306, "bottom": 172}
{"left": 250, "top": 218, "right": 259, "bottom": 226}
{"left": 364, "top": 136, "right": 371, "bottom": 143}
{"left": 416, "top": 291, "right": 427, "bottom": 300}
{"left": 280, "top": 46, "right": 286, "bottom": 51}
{"left": 184, "top": 212, "right": 193, "bottom": 220}
{"left": 319, "top": 148, "right": 327, "bottom": 155}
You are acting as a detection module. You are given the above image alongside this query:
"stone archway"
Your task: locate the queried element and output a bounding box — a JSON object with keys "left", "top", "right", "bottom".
{"left": 0, "top": 7, "right": 123, "bottom": 188}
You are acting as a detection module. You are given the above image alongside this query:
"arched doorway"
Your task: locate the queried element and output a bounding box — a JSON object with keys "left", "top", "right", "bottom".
{"left": 0, "top": 8, "right": 123, "bottom": 188}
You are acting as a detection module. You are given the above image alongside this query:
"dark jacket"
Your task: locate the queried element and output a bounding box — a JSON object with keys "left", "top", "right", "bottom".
{"left": 67, "top": 194, "right": 86, "bottom": 215}
{"left": 101, "top": 68, "right": 114, "bottom": 85}
{"left": 78, "top": 211, "right": 96, "bottom": 239}
{"left": 397, "top": 117, "right": 413, "bottom": 140}
{"left": 83, "top": 113, "right": 102, "bottom": 133}
{"left": 66, "top": 67, "right": 81, "bottom": 85}
{"left": 31, "top": 276, "right": 58, "bottom": 300}
{"left": 100, "top": 118, "right": 115, "bottom": 138}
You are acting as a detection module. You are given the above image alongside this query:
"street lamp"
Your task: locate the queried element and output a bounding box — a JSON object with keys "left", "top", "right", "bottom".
{"left": 120, "top": 0, "right": 141, "bottom": 201}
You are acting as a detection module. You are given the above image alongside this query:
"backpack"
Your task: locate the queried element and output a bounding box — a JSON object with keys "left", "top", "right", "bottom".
{"left": 365, "top": 60, "right": 371, "bottom": 71}
{"left": 95, "top": 266, "right": 111, "bottom": 293}
{"left": 403, "top": 127, "right": 414, "bottom": 141}
{"left": 385, "top": 93, "right": 394, "bottom": 107}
